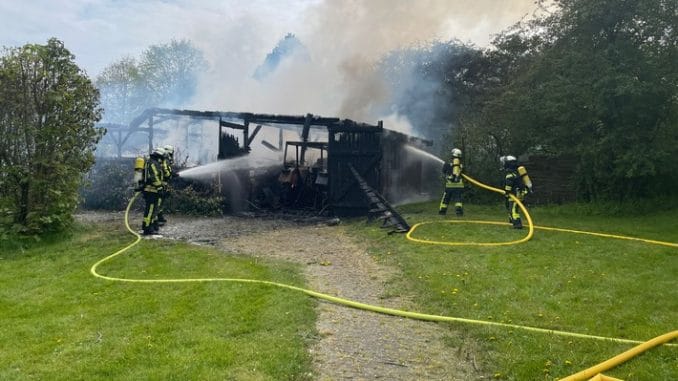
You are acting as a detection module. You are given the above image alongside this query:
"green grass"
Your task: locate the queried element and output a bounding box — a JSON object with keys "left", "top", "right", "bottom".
{"left": 1, "top": 201, "right": 676, "bottom": 380}
{"left": 352, "top": 201, "right": 678, "bottom": 380}
{"left": 0, "top": 224, "right": 316, "bottom": 381}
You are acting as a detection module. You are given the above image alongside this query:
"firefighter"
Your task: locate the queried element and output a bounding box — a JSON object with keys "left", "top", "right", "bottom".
{"left": 439, "top": 148, "right": 464, "bottom": 216}
{"left": 156, "top": 145, "right": 175, "bottom": 226}
{"left": 141, "top": 147, "right": 165, "bottom": 235}
{"left": 501, "top": 155, "right": 533, "bottom": 229}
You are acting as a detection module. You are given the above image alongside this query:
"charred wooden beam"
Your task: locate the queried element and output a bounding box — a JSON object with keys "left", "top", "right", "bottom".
{"left": 299, "top": 113, "right": 312, "bottom": 165}
{"left": 247, "top": 125, "right": 262, "bottom": 146}
{"left": 348, "top": 164, "right": 410, "bottom": 233}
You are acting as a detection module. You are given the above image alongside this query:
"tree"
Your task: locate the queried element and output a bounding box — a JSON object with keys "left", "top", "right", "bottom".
{"left": 377, "top": 41, "right": 481, "bottom": 143}
{"left": 137, "top": 39, "right": 207, "bottom": 107}
{"left": 0, "top": 38, "right": 103, "bottom": 233}
{"left": 96, "top": 57, "right": 145, "bottom": 125}
{"left": 98, "top": 39, "right": 206, "bottom": 118}
{"left": 95, "top": 40, "right": 206, "bottom": 156}
{"left": 459, "top": 0, "right": 678, "bottom": 200}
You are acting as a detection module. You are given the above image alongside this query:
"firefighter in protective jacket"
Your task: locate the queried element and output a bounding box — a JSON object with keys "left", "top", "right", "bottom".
{"left": 439, "top": 148, "right": 464, "bottom": 216}
{"left": 142, "top": 147, "right": 165, "bottom": 235}
{"left": 156, "top": 145, "right": 175, "bottom": 226}
{"left": 501, "top": 155, "right": 533, "bottom": 229}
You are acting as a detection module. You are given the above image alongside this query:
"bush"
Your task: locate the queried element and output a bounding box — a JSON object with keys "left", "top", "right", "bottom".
{"left": 171, "top": 184, "right": 224, "bottom": 216}
{"left": 80, "top": 158, "right": 135, "bottom": 210}
{"left": 80, "top": 158, "right": 224, "bottom": 216}
{"left": 0, "top": 38, "right": 102, "bottom": 234}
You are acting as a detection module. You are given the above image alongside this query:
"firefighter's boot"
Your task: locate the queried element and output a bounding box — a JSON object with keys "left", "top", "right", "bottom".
{"left": 438, "top": 208, "right": 447, "bottom": 215}
{"left": 142, "top": 224, "right": 155, "bottom": 236}
{"left": 455, "top": 206, "right": 463, "bottom": 216}
{"left": 512, "top": 218, "right": 523, "bottom": 229}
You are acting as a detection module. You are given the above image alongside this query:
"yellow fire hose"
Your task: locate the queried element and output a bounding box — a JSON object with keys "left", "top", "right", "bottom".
{"left": 91, "top": 173, "right": 677, "bottom": 380}
{"left": 559, "top": 330, "right": 678, "bottom": 381}
{"left": 408, "top": 174, "right": 535, "bottom": 246}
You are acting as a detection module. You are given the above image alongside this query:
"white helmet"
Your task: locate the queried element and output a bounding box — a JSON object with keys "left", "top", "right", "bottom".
{"left": 451, "top": 148, "right": 462, "bottom": 158}
{"left": 151, "top": 147, "right": 166, "bottom": 157}
{"left": 500, "top": 155, "right": 517, "bottom": 169}
{"left": 163, "top": 144, "right": 174, "bottom": 156}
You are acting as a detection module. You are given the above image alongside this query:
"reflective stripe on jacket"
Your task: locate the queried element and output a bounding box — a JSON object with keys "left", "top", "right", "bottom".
{"left": 504, "top": 171, "right": 524, "bottom": 195}
{"left": 144, "top": 158, "right": 164, "bottom": 193}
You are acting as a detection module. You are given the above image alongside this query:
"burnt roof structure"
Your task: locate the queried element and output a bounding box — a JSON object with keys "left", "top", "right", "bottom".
{"left": 99, "top": 108, "right": 433, "bottom": 229}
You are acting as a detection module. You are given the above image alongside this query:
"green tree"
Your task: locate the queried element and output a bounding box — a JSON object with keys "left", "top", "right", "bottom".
{"left": 461, "top": 0, "right": 678, "bottom": 200}
{"left": 137, "top": 39, "right": 207, "bottom": 107}
{"left": 0, "top": 38, "right": 103, "bottom": 233}
{"left": 96, "top": 57, "right": 144, "bottom": 125}
{"left": 95, "top": 40, "right": 206, "bottom": 156}
{"left": 96, "top": 39, "right": 206, "bottom": 123}
{"left": 378, "top": 41, "right": 481, "bottom": 144}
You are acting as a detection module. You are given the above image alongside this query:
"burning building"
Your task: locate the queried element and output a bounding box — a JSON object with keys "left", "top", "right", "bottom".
{"left": 102, "top": 108, "right": 438, "bottom": 232}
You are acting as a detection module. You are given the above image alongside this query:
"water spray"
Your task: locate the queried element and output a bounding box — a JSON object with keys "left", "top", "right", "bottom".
{"left": 178, "top": 155, "right": 279, "bottom": 181}
{"left": 404, "top": 144, "right": 444, "bottom": 165}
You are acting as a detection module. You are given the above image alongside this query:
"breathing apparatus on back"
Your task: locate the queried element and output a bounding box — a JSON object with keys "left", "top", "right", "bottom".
{"left": 450, "top": 148, "right": 462, "bottom": 181}
{"left": 500, "top": 155, "right": 533, "bottom": 193}
{"left": 517, "top": 165, "right": 533, "bottom": 193}
{"left": 133, "top": 156, "right": 145, "bottom": 191}
{"left": 134, "top": 147, "right": 166, "bottom": 191}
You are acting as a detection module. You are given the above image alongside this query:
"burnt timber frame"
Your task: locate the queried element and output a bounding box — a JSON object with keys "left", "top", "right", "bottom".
{"left": 284, "top": 141, "right": 328, "bottom": 168}
{"left": 100, "top": 108, "right": 430, "bottom": 220}
{"left": 111, "top": 108, "right": 346, "bottom": 156}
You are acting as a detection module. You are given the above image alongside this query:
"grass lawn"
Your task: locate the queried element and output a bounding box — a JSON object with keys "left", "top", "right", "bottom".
{"left": 0, "top": 224, "right": 316, "bottom": 380}
{"left": 352, "top": 201, "right": 678, "bottom": 380}
{"left": 1, "top": 200, "right": 676, "bottom": 380}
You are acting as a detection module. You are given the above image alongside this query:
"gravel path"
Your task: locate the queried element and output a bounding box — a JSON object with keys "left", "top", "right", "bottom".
{"left": 80, "top": 211, "right": 482, "bottom": 380}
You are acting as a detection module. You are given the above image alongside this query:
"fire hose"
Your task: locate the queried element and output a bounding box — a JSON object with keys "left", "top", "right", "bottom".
{"left": 91, "top": 174, "right": 677, "bottom": 380}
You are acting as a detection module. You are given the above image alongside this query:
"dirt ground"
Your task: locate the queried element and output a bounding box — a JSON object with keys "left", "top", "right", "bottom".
{"left": 79, "top": 211, "right": 482, "bottom": 380}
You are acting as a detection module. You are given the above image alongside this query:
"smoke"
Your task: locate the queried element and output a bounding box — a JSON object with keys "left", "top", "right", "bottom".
{"left": 4, "top": 0, "right": 537, "bottom": 123}
{"left": 384, "top": 144, "right": 447, "bottom": 205}
{"left": 187, "top": 0, "right": 538, "bottom": 124}
{"left": 92, "top": 1, "right": 538, "bottom": 161}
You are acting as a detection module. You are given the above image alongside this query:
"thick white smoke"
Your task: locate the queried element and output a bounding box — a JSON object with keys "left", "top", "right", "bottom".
{"left": 188, "top": 0, "right": 538, "bottom": 133}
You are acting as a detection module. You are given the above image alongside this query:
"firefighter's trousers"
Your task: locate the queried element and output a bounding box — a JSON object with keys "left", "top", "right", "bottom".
{"left": 157, "top": 189, "right": 168, "bottom": 223}
{"left": 439, "top": 186, "right": 464, "bottom": 215}
{"left": 142, "top": 191, "right": 160, "bottom": 233}
{"left": 505, "top": 192, "right": 526, "bottom": 228}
